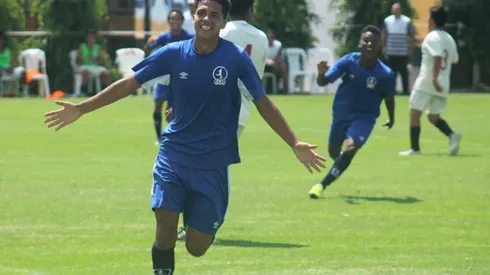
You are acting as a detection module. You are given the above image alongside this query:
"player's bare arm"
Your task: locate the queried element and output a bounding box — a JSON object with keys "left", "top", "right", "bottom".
{"left": 44, "top": 76, "right": 140, "bottom": 131}
{"left": 316, "top": 61, "right": 330, "bottom": 87}
{"left": 253, "top": 96, "right": 327, "bottom": 173}
{"left": 432, "top": 56, "right": 444, "bottom": 92}
{"left": 382, "top": 95, "right": 395, "bottom": 129}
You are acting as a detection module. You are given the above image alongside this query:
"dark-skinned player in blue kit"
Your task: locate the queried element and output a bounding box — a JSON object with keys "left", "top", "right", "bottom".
{"left": 43, "top": 0, "right": 326, "bottom": 274}
{"left": 308, "top": 25, "right": 396, "bottom": 199}
{"left": 144, "top": 9, "right": 194, "bottom": 146}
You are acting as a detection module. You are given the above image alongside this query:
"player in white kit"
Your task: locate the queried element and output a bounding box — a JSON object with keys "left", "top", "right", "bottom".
{"left": 399, "top": 6, "right": 461, "bottom": 156}
{"left": 177, "top": 0, "right": 268, "bottom": 240}
{"left": 220, "top": 0, "right": 268, "bottom": 137}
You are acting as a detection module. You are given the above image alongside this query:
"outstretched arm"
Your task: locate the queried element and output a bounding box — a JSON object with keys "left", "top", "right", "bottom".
{"left": 238, "top": 50, "right": 326, "bottom": 173}
{"left": 78, "top": 76, "right": 139, "bottom": 114}
{"left": 254, "top": 96, "right": 298, "bottom": 147}
{"left": 44, "top": 46, "right": 174, "bottom": 131}
{"left": 317, "top": 55, "right": 349, "bottom": 87}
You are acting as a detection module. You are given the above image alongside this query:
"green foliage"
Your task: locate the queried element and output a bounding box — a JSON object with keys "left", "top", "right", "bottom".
{"left": 330, "top": 0, "right": 417, "bottom": 57}
{"left": 445, "top": 0, "right": 490, "bottom": 64}
{"left": 43, "top": 0, "right": 119, "bottom": 93}
{"left": 253, "top": 0, "right": 318, "bottom": 49}
{"left": 0, "top": 1, "right": 26, "bottom": 31}
{"left": 43, "top": 0, "right": 120, "bottom": 92}
{"left": 0, "top": 0, "right": 45, "bottom": 56}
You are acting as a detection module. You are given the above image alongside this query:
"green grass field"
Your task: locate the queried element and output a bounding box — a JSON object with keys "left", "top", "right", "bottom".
{"left": 1, "top": 94, "right": 489, "bottom": 275}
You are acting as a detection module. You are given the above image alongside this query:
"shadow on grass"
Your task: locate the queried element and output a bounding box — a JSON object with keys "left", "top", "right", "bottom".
{"left": 419, "top": 153, "right": 480, "bottom": 158}
{"left": 212, "top": 239, "right": 309, "bottom": 249}
{"left": 340, "top": 195, "right": 423, "bottom": 205}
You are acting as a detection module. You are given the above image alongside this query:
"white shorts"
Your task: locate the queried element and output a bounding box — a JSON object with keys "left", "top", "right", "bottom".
{"left": 409, "top": 91, "right": 447, "bottom": 114}
{"left": 79, "top": 65, "right": 109, "bottom": 76}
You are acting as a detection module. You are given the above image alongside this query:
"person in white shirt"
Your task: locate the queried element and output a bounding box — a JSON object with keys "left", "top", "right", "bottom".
{"left": 265, "top": 29, "right": 288, "bottom": 93}
{"left": 399, "top": 6, "right": 461, "bottom": 156}
{"left": 176, "top": 0, "right": 269, "bottom": 240}
{"left": 219, "top": 0, "right": 268, "bottom": 137}
{"left": 182, "top": 0, "right": 196, "bottom": 34}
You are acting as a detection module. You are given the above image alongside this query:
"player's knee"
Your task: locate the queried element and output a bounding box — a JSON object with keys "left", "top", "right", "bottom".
{"left": 154, "top": 209, "right": 179, "bottom": 248}
{"left": 185, "top": 227, "right": 213, "bottom": 257}
{"left": 343, "top": 143, "right": 359, "bottom": 157}
{"left": 328, "top": 147, "right": 341, "bottom": 159}
{"left": 185, "top": 242, "right": 209, "bottom": 257}
{"left": 427, "top": 114, "right": 440, "bottom": 124}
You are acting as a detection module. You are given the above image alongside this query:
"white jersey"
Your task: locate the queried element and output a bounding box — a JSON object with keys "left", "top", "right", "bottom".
{"left": 412, "top": 30, "right": 458, "bottom": 97}
{"left": 220, "top": 20, "right": 268, "bottom": 127}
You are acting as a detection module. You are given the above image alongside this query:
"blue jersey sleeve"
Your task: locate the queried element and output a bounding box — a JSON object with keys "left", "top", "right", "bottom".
{"left": 132, "top": 46, "right": 175, "bottom": 88}
{"left": 238, "top": 50, "right": 266, "bottom": 100}
{"left": 325, "top": 54, "right": 350, "bottom": 83}
{"left": 150, "top": 34, "right": 168, "bottom": 50}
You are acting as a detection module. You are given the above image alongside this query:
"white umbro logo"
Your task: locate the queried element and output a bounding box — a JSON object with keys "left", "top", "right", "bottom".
{"left": 350, "top": 74, "right": 355, "bottom": 79}
{"left": 213, "top": 222, "right": 219, "bottom": 229}
{"left": 360, "top": 136, "right": 365, "bottom": 142}
{"left": 180, "top": 72, "right": 188, "bottom": 79}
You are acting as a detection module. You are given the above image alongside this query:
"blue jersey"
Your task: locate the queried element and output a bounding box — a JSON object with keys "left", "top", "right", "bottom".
{"left": 133, "top": 38, "right": 266, "bottom": 169}
{"left": 150, "top": 30, "right": 194, "bottom": 51}
{"left": 325, "top": 53, "right": 395, "bottom": 120}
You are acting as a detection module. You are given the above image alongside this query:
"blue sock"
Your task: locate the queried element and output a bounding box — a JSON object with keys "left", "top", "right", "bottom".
{"left": 152, "top": 244, "right": 174, "bottom": 275}
{"left": 320, "top": 151, "right": 355, "bottom": 188}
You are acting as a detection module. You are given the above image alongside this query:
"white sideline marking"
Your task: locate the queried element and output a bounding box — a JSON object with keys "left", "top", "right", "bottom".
{"left": 0, "top": 264, "right": 47, "bottom": 275}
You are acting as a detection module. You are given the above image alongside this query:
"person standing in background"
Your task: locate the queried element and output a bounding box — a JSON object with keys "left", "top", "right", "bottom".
{"left": 382, "top": 2, "right": 415, "bottom": 96}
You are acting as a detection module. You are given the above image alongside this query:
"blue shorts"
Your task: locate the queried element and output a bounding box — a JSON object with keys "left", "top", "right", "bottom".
{"left": 329, "top": 118, "right": 375, "bottom": 148}
{"left": 151, "top": 157, "right": 229, "bottom": 236}
{"left": 153, "top": 84, "right": 172, "bottom": 104}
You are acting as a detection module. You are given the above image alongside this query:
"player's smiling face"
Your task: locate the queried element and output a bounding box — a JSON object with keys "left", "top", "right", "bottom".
{"left": 193, "top": 0, "right": 226, "bottom": 40}
{"left": 360, "top": 31, "right": 381, "bottom": 57}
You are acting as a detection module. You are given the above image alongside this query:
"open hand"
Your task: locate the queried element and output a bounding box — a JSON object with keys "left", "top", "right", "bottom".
{"left": 317, "top": 61, "right": 330, "bottom": 76}
{"left": 44, "top": 100, "right": 82, "bottom": 131}
{"left": 292, "top": 141, "right": 327, "bottom": 173}
{"left": 165, "top": 107, "right": 173, "bottom": 123}
{"left": 382, "top": 120, "right": 394, "bottom": 129}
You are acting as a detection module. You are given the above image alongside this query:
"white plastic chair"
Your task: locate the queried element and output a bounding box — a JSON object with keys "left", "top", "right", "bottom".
{"left": 69, "top": 50, "right": 83, "bottom": 97}
{"left": 115, "top": 48, "right": 147, "bottom": 95}
{"left": 262, "top": 72, "right": 277, "bottom": 94}
{"left": 19, "top": 48, "right": 51, "bottom": 97}
{"left": 307, "top": 47, "right": 335, "bottom": 94}
{"left": 282, "top": 48, "right": 311, "bottom": 94}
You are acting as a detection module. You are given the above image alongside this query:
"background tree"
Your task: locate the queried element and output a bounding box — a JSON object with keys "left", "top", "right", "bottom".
{"left": 41, "top": 0, "right": 119, "bottom": 93}
{"left": 444, "top": 0, "right": 490, "bottom": 88}
{"left": 330, "top": 0, "right": 417, "bottom": 57}
{"left": 253, "top": 0, "right": 318, "bottom": 49}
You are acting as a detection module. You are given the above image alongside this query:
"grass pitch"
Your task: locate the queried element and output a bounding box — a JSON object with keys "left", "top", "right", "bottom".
{"left": 0, "top": 94, "right": 489, "bottom": 275}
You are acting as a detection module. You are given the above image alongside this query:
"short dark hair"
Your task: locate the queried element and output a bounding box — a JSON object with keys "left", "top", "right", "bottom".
{"left": 229, "top": 0, "right": 254, "bottom": 17}
{"left": 430, "top": 6, "right": 448, "bottom": 28}
{"left": 167, "top": 9, "right": 185, "bottom": 21}
{"left": 195, "top": 0, "right": 231, "bottom": 19}
{"left": 361, "top": 25, "right": 381, "bottom": 37}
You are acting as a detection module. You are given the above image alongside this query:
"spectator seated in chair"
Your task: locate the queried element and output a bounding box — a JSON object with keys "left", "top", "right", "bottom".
{"left": 0, "top": 31, "right": 25, "bottom": 95}
{"left": 265, "top": 29, "right": 288, "bottom": 94}
{"left": 77, "top": 31, "right": 111, "bottom": 94}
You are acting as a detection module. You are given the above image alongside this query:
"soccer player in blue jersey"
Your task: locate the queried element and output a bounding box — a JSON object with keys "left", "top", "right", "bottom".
{"left": 44, "top": 0, "right": 326, "bottom": 274}
{"left": 308, "top": 25, "right": 396, "bottom": 199}
{"left": 144, "top": 9, "right": 194, "bottom": 146}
